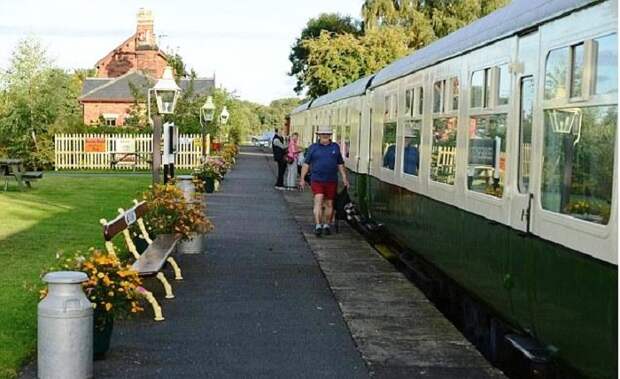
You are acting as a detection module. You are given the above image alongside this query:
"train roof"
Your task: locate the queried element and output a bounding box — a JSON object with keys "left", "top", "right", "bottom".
{"left": 371, "top": 0, "right": 597, "bottom": 89}
{"left": 290, "top": 101, "right": 312, "bottom": 115}
{"left": 310, "top": 75, "right": 374, "bottom": 109}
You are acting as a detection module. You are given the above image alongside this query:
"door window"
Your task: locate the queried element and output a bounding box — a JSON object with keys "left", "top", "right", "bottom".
{"left": 518, "top": 77, "right": 535, "bottom": 193}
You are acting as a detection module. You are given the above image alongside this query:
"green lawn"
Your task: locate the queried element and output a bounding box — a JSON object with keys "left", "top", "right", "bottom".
{"left": 0, "top": 173, "right": 150, "bottom": 379}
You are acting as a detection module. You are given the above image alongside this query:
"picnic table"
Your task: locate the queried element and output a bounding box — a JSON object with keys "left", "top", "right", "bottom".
{"left": 0, "top": 158, "right": 43, "bottom": 191}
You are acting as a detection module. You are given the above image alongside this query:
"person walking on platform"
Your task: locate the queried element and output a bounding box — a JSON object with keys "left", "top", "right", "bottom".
{"left": 285, "top": 132, "right": 302, "bottom": 189}
{"left": 299, "top": 125, "right": 349, "bottom": 237}
{"left": 272, "top": 129, "right": 287, "bottom": 190}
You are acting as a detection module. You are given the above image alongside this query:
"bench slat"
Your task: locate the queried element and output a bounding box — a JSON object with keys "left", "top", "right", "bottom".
{"left": 103, "top": 201, "right": 148, "bottom": 240}
{"left": 131, "top": 234, "right": 178, "bottom": 275}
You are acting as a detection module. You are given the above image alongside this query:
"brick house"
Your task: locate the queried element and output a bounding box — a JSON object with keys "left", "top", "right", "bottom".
{"left": 79, "top": 8, "right": 214, "bottom": 126}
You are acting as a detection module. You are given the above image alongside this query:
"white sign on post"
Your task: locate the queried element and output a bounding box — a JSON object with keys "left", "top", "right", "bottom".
{"left": 116, "top": 139, "right": 135, "bottom": 153}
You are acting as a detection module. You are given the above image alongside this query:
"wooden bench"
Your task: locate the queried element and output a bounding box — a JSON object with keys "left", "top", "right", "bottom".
{"left": 109, "top": 152, "right": 151, "bottom": 170}
{"left": 100, "top": 200, "right": 183, "bottom": 321}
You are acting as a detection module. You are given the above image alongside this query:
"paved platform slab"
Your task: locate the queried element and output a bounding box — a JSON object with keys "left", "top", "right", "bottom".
{"left": 279, "top": 157, "right": 506, "bottom": 379}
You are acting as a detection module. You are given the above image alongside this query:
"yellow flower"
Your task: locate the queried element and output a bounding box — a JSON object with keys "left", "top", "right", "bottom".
{"left": 105, "top": 303, "right": 113, "bottom": 311}
{"left": 97, "top": 272, "right": 104, "bottom": 278}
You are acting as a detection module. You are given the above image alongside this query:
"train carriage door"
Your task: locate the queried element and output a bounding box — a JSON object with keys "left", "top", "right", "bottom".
{"left": 510, "top": 32, "right": 540, "bottom": 232}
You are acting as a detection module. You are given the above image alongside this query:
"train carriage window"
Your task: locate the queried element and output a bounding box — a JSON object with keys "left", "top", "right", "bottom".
{"left": 544, "top": 47, "right": 570, "bottom": 100}
{"left": 403, "top": 120, "right": 421, "bottom": 176}
{"left": 417, "top": 87, "right": 424, "bottom": 116}
{"left": 541, "top": 106, "right": 616, "bottom": 225}
{"left": 430, "top": 117, "right": 458, "bottom": 184}
{"left": 467, "top": 115, "right": 507, "bottom": 197}
{"left": 405, "top": 88, "right": 414, "bottom": 116}
{"left": 518, "top": 77, "right": 535, "bottom": 193}
{"left": 382, "top": 94, "right": 398, "bottom": 170}
{"left": 343, "top": 108, "right": 351, "bottom": 158}
{"left": 451, "top": 78, "right": 460, "bottom": 110}
{"left": 570, "top": 43, "right": 585, "bottom": 98}
{"left": 343, "top": 123, "right": 351, "bottom": 158}
{"left": 471, "top": 70, "right": 485, "bottom": 108}
{"left": 594, "top": 33, "right": 618, "bottom": 95}
{"left": 541, "top": 34, "right": 617, "bottom": 225}
{"left": 433, "top": 81, "right": 443, "bottom": 113}
{"left": 498, "top": 64, "right": 511, "bottom": 105}
{"left": 468, "top": 64, "right": 510, "bottom": 197}
{"left": 471, "top": 69, "right": 492, "bottom": 108}
{"left": 485, "top": 69, "right": 492, "bottom": 107}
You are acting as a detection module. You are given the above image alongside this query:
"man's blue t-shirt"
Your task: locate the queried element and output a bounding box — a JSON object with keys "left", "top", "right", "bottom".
{"left": 305, "top": 142, "right": 344, "bottom": 183}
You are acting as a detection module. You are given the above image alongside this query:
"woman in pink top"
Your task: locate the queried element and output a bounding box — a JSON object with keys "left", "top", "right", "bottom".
{"left": 285, "top": 132, "right": 302, "bottom": 189}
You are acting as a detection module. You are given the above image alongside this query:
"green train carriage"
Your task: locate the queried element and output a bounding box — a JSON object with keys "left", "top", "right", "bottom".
{"left": 290, "top": 0, "right": 618, "bottom": 377}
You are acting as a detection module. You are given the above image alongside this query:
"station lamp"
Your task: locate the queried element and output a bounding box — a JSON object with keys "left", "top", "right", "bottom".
{"left": 201, "top": 96, "right": 216, "bottom": 124}
{"left": 151, "top": 66, "right": 181, "bottom": 114}
{"left": 220, "top": 106, "right": 230, "bottom": 125}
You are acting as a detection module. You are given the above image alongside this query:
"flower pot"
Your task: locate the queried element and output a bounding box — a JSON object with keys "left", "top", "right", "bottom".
{"left": 93, "top": 312, "right": 114, "bottom": 360}
{"left": 204, "top": 177, "right": 215, "bottom": 193}
{"left": 177, "top": 233, "right": 206, "bottom": 255}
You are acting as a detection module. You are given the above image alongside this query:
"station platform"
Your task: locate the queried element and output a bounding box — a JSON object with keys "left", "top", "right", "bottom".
{"left": 22, "top": 146, "right": 505, "bottom": 378}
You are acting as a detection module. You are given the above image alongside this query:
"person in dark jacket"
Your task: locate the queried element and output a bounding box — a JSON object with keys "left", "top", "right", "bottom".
{"left": 272, "top": 129, "right": 287, "bottom": 189}
{"left": 299, "top": 125, "right": 349, "bottom": 237}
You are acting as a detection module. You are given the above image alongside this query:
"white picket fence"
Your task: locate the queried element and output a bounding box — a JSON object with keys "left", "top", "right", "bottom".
{"left": 54, "top": 133, "right": 208, "bottom": 170}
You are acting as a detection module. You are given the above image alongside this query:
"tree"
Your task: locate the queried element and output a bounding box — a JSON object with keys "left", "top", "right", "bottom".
{"left": 362, "top": 0, "right": 509, "bottom": 40}
{"left": 289, "top": 13, "right": 361, "bottom": 95}
{"left": 302, "top": 28, "right": 410, "bottom": 97}
{"left": 0, "top": 37, "right": 82, "bottom": 168}
{"left": 166, "top": 49, "right": 188, "bottom": 79}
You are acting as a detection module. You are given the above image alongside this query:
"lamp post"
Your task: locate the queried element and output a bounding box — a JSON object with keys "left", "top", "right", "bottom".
{"left": 199, "top": 99, "right": 230, "bottom": 160}
{"left": 200, "top": 96, "right": 215, "bottom": 161}
{"left": 148, "top": 66, "right": 180, "bottom": 184}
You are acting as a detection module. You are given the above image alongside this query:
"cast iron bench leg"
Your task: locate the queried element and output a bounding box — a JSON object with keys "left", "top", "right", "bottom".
{"left": 166, "top": 257, "right": 183, "bottom": 280}
{"left": 156, "top": 272, "right": 175, "bottom": 299}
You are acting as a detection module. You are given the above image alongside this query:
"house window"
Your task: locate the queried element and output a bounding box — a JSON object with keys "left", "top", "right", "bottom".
{"left": 102, "top": 113, "right": 118, "bottom": 126}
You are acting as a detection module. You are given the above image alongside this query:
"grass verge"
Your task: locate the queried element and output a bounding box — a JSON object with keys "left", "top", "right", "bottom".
{"left": 0, "top": 173, "right": 150, "bottom": 378}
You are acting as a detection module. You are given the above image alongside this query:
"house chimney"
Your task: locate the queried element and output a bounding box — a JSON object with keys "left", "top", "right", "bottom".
{"left": 136, "top": 8, "right": 156, "bottom": 49}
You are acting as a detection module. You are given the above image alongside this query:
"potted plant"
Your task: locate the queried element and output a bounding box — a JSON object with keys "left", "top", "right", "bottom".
{"left": 142, "top": 183, "right": 214, "bottom": 254}
{"left": 194, "top": 159, "right": 224, "bottom": 193}
{"left": 41, "top": 249, "right": 143, "bottom": 359}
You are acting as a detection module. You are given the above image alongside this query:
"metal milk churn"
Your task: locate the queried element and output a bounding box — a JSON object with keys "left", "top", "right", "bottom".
{"left": 176, "top": 175, "right": 196, "bottom": 202}
{"left": 38, "top": 271, "right": 93, "bottom": 379}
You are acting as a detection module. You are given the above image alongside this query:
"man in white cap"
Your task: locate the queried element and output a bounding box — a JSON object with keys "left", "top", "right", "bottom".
{"left": 299, "top": 125, "right": 349, "bottom": 237}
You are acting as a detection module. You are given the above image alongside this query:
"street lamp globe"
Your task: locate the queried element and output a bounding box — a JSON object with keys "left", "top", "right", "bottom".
{"left": 201, "top": 96, "right": 216, "bottom": 123}
{"left": 220, "top": 106, "right": 230, "bottom": 125}
{"left": 153, "top": 66, "right": 181, "bottom": 114}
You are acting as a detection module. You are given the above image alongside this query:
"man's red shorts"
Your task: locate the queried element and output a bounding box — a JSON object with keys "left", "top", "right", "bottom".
{"left": 311, "top": 181, "right": 338, "bottom": 200}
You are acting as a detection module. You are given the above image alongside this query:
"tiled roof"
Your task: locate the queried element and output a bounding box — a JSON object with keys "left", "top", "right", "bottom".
{"left": 80, "top": 71, "right": 215, "bottom": 101}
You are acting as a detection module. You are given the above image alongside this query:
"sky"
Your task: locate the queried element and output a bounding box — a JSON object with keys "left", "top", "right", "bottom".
{"left": 0, "top": 0, "right": 363, "bottom": 105}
